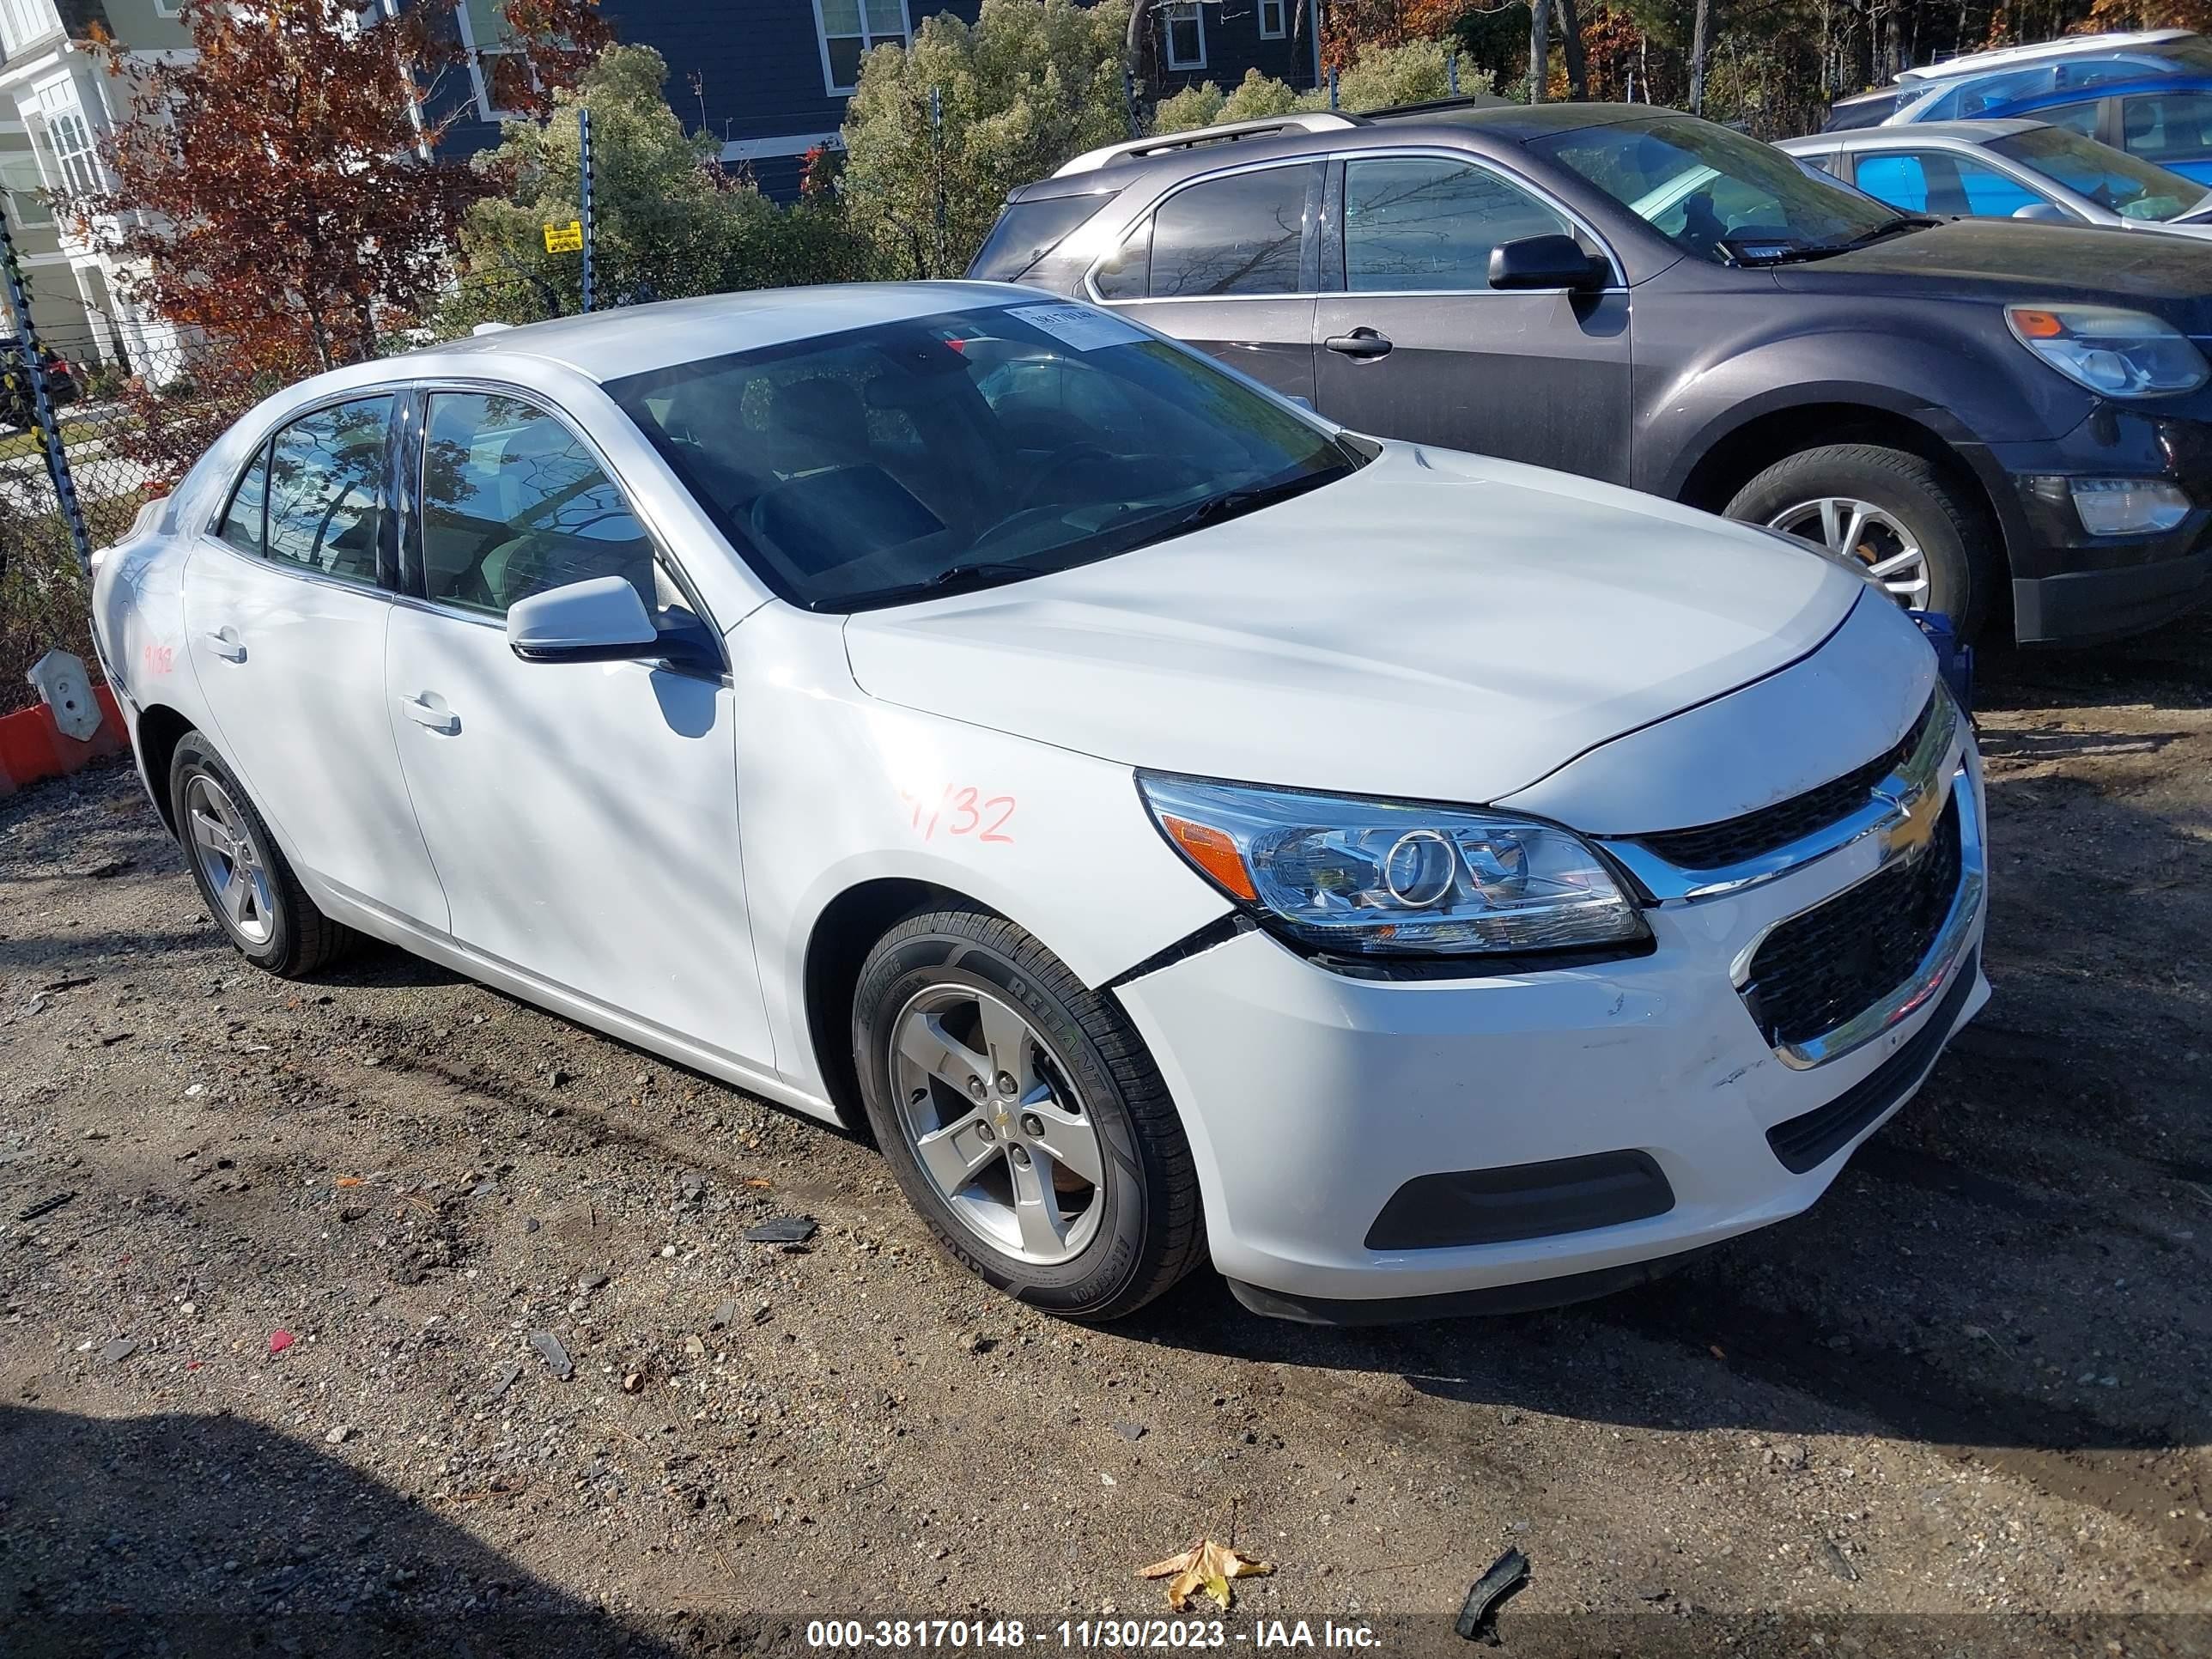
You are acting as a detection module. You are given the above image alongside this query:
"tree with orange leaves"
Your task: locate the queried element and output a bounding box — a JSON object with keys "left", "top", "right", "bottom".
{"left": 81, "top": 0, "right": 607, "bottom": 380}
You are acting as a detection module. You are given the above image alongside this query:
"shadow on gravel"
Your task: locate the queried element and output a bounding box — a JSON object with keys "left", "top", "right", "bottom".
{"left": 0, "top": 1405, "right": 680, "bottom": 1658}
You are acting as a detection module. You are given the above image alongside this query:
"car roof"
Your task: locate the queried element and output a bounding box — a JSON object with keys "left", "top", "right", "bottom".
{"left": 1783, "top": 118, "right": 2044, "bottom": 147}
{"left": 383, "top": 282, "right": 1028, "bottom": 385}
{"left": 1007, "top": 100, "right": 1680, "bottom": 203}
{"left": 1896, "top": 29, "right": 2195, "bottom": 82}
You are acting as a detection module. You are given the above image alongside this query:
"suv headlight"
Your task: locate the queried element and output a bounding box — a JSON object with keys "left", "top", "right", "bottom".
{"left": 2006, "top": 304, "right": 2209, "bottom": 398}
{"left": 1137, "top": 774, "right": 1647, "bottom": 958}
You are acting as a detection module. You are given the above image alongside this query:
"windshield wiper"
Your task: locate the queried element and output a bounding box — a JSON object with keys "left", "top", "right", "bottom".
{"left": 830, "top": 561, "right": 1046, "bottom": 611}
{"left": 1143, "top": 469, "right": 1345, "bottom": 541}
{"left": 1725, "top": 215, "right": 1937, "bottom": 267}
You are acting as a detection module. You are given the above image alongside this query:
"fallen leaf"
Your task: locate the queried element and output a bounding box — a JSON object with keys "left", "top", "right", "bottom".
{"left": 744, "top": 1177, "right": 774, "bottom": 1189}
{"left": 333, "top": 1176, "right": 363, "bottom": 1188}
{"left": 1138, "top": 1540, "right": 1273, "bottom": 1611}
{"left": 267, "top": 1329, "right": 295, "bottom": 1356}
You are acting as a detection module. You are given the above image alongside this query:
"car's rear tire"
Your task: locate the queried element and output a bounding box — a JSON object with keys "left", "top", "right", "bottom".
{"left": 851, "top": 904, "right": 1206, "bottom": 1321}
{"left": 168, "top": 731, "right": 356, "bottom": 977}
{"left": 1725, "top": 443, "right": 1995, "bottom": 641}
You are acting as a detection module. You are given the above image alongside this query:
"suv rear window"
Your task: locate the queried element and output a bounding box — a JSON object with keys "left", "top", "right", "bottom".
{"left": 970, "top": 192, "right": 1116, "bottom": 281}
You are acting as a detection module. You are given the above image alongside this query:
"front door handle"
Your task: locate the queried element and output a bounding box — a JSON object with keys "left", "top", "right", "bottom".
{"left": 1324, "top": 328, "right": 1393, "bottom": 360}
{"left": 204, "top": 628, "right": 246, "bottom": 663}
{"left": 398, "top": 693, "right": 459, "bottom": 736}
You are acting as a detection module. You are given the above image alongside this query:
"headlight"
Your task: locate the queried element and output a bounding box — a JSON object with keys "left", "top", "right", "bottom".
{"left": 1137, "top": 774, "right": 1647, "bottom": 958}
{"left": 2006, "top": 304, "right": 2208, "bottom": 398}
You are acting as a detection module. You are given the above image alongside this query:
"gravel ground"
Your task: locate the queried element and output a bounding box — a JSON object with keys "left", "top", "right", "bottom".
{"left": 2, "top": 613, "right": 2209, "bottom": 1658}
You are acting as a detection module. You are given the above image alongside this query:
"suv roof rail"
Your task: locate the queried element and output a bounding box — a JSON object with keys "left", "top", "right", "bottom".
{"left": 1052, "top": 112, "right": 1364, "bottom": 177}
{"left": 1363, "top": 94, "right": 1515, "bottom": 118}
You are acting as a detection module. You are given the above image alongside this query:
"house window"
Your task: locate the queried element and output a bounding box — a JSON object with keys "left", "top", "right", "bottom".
{"left": 0, "top": 151, "right": 52, "bottom": 227}
{"left": 46, "top": 109, "right": 100, "bottom": 198}
{"left": 1258, "top": 0, "right": 1286, "bottom": 39}
{"left": 1164, "top": 2, "right": 1206, "bottom": 70}
{"left": 456, "top": 0, "right": 533, "bottom": 122}
{"left": 815, "top": 0, "right": 910, "bottom": 96}
{"left": 0, "top": 0, "right": 54, "bottom": 58}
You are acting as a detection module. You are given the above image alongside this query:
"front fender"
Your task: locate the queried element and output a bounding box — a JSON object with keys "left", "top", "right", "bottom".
{"left": 731, "top": 605, "right": 1232, "bottom": 1104}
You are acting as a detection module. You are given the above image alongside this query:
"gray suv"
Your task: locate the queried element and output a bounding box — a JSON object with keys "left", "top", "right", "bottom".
{"left": 975, "top": 101, "right": 2212, "bottom": 645}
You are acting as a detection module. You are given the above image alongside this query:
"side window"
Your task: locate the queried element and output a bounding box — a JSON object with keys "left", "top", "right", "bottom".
{"left": 2123, "top": 92, "right": 2212, "bottom": 165}
{"left": 2036, "top": 99, "right": 2106, "bottom": 140}
{"left": 1793, "top": 149, "right": 1842, "bottom": 176}
{"left": 218, "top": 443, "right": 269, "bottom": 557}
{"left": 1343, "top": 157, "right": 1576, "bottom": 292}
{"left": 1948, "top": 155, "right": 2046, "bottom": 216}
{"left": 264, "top": 396, "right": 392, "bottom": 584}
{"left": 419, "top": 392, "right": 659, "bottom": 618}
{"left": 1093, "top": 218, "right": 1153, "bottom": 301}
{"left": 1853, "top": 153, "right": 1931, "bottom": 213}
{"left": 1146, "top": 167, "right": 1309, "bottom": 298}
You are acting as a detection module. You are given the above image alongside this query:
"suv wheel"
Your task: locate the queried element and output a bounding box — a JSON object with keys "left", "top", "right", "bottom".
{"left": 169, "top": 731, "right": 356, "bottom": 977}
{"left": 1726, "top": 443, "right": 1993, "bottom": 641}
{"left": 851, "top": 904, "right": 1206, "bottom": 1320}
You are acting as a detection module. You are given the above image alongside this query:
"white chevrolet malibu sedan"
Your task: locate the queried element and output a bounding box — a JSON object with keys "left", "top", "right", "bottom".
{"left": 90, "top": 283, "right": 1988, "bottom": 1323}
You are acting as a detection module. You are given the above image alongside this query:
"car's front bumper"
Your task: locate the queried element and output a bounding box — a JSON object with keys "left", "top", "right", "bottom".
{"left": 1114, "top": 744, "right": 1990, "bottom": 1320}
{"left": 1972, "top": 410, "right": 2212, "bottom": 644}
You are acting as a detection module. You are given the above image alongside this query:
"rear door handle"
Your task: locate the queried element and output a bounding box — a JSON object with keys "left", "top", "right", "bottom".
{"left": 398, "top": 693, "right": 459, "bottom": 736}
{"left": 1324, "top": 328, "right": 1393, "bottom": 360}
{"left": 204, "top": 628, "right": 246, "bottom": 663}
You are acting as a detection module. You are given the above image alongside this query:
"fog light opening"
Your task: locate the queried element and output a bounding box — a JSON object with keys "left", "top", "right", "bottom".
{"left": 2069, "top": 477, "right": 2193, "bottom": 537}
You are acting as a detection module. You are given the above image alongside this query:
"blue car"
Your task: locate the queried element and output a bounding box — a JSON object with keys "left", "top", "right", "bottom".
{"left": 1961, "top": 76, "right": 2212, "bottom": 185}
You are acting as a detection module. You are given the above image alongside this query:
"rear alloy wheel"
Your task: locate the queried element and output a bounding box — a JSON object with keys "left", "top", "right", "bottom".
{"left": 852, "top": 905, "right": 1206, "bottom": 1320}
{"left": 1725, "top": 442, "right": 1994, "bottom": 641}
{"left": 168, "top": 731, "right": 356, "bottom": 977}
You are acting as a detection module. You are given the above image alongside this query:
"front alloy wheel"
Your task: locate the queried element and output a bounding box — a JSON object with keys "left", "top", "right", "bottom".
{"left": 851, "top": 904, "right": 1206, "bottom": 1320}
{"left": 889, "top": 985, "right": 1107, "bottom": 1264}
{"left": 1764, "top": 496, "right": 1931, "bottom": 605}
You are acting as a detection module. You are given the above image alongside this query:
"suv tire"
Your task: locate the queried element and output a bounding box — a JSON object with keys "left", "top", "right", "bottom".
{"left": 1725, "top": 443, "right": 1994, "bottom": 641}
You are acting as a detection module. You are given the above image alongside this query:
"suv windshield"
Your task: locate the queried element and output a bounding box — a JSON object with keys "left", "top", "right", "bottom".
{"left": 1989, "top": 123, "right": 2210, "bottom": 219}
{"left": 1534, "top": 113, "right": 1904, "bottom": 263}
{"left": 609, "top": 304, "right": 1362, "bottom": 611}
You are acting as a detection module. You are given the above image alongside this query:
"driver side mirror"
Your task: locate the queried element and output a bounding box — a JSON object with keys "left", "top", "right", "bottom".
{"left": 507, "top": 575, "right": 660, "bottom": 664}
{"left": 1488, "top": 234, "right": 1609, "bottom": 293}
{"left": 2010, "top": 201, "right": 2073, "bottom": 223}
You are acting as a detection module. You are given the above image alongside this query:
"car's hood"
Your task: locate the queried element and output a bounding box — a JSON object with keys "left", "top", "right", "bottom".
{"left": 841, "top": 444, "right": 1869, "bottom": 810}
{"left": 1774, "top": 218, "right": 2212, "bottom": 333}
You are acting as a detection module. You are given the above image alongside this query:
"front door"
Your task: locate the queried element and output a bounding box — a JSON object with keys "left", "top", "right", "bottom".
{"left": 1311, "top": 155, "right": 1634, "bottom": 483}
{"left": 180, "top": 393, "right": 448, "bottom": 930}
{"left": 1091, "top": 161, "right": 1322, "bottom": 404}
{"left": 381, "top": 388, "right": 773, "bottom": 1068}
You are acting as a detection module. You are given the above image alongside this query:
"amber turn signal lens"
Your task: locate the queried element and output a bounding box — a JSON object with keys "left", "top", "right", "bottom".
{"left": 2009, "top": 308, "right": 2065, "bottom": 339}
{"left": 1159, "top": 814, "right": 1258, "bottom": 902}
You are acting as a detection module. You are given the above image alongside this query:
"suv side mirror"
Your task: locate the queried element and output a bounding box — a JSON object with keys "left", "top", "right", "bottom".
{"left": 1488, "top": 234, "right": 1608, "bottom": 292}
{"left": 507, "top": 575, "right": 660, "bottom": 664}
{"left": 2010, "top": 201, "right": 2072, "bottom": 223}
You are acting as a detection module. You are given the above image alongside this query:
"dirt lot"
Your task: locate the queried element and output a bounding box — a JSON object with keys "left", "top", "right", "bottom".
{"left": 2, "top": 612, "right": 2209, "bottom": 1658}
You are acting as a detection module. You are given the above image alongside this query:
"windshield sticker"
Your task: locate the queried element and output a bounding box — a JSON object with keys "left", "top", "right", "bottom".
{"left": 1010, "top": 303, "right": 1147, "bottom": 353}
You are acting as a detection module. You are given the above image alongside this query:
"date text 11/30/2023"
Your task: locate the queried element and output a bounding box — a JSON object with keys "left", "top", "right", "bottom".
{"left": 804, "top": 1619, "right": 1385, "bottom": 1649}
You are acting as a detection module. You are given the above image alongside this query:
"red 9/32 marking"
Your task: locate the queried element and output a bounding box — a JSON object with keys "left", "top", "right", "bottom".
{"left": 142, "top": 642, "right": 174, "bottom": 676}
{"left": 899, "top": 785, "right": 1016, "bottom": 843}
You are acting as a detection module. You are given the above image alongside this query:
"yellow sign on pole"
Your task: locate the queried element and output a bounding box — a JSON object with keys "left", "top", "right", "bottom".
{"left": 543, "top": 220, "right": 584, "bottom": 254}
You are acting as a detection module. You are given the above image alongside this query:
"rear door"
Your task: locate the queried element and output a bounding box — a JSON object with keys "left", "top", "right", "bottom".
{"left": 1311, "top": 152, "right": 1633, "bottom": 483}
{"left": 2118, "top": 89, "right": 2212, "bottom": 184}
{"left": 180, "top": 393, "right": 448, "bottom": 930}
{"left": 1086, "top": 161, "right": 1322, "bottom": 403}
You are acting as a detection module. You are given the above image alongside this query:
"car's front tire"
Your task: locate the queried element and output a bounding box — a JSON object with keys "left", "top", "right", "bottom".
{"left": 851, "top": 905, "right": 1206, "bottom": 1321}
{"left": 1727, "top": 442, "right": 1994, "bottom": 641}
{"left": 168, "top": 731, "right": 355, "bottom": 977}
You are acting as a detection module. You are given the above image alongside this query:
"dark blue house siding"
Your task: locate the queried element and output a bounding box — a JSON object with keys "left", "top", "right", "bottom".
{"left": 434, "top": 3, "right": 1322, "bottom": 198}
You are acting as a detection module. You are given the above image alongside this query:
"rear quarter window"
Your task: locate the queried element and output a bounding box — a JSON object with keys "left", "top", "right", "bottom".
{"left": 969, "top": 192, "right": 1117, "bottom": 281}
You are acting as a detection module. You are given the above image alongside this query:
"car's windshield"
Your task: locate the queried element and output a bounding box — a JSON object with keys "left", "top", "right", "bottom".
{"left": 1533, "top": 114, "right": 1903, "bottom": 264}
{"left": 1989, "top": 123, "right": 2209, "bottom": 219}
{"left": 609, "top": 304, "right": 1363, "bottom": 611}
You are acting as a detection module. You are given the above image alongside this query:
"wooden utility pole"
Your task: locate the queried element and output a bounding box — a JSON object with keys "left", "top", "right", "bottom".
{"left": 1529, "top": 0, "right": 1548, "bottom": 101}
{"left": 1689, "top": 0, "right": 1711, "bottom": 112}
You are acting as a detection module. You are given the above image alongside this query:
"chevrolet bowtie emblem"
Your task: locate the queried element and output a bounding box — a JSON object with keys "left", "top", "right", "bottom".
{"left": 1875, "top": 776, "right": 1938, "bottom": 858}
